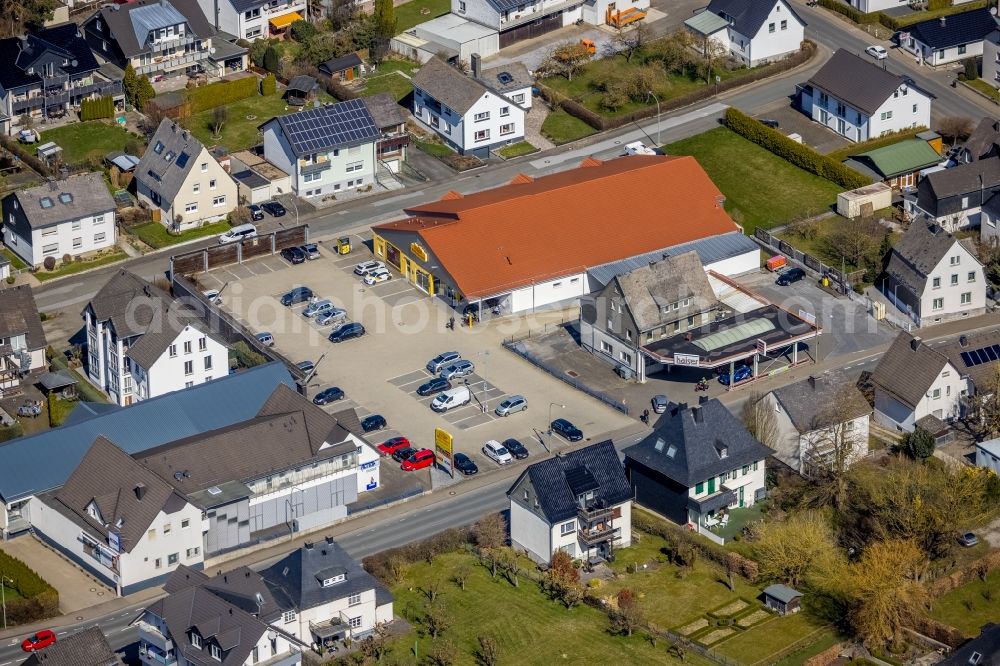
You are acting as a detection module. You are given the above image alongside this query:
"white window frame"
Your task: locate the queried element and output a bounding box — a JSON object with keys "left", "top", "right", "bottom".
{"left": 212, "top": 195, "right": 226, "bottom": 207}
{"left": 559, "top": 520, "right": 575, "bottom": 535}
{"left": 474, "top": 129, "right": 490, "bottom": 142}
{"left": 473, "top": 111, "right": 490, "bottom": 122}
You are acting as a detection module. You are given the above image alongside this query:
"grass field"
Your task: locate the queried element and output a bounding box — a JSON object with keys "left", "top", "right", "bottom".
{"left": 39, "top": 121, "right": 138, "bottom": 166}
{"left": 359, "top": 59, "right": 419, "bottom": 102}
{"left": 541, "top": 108, "right": 597, "bottom": 145}
{"left": 965, "top": 78, "right": 1000, "bottom": 103}
{"left": 665, "top": 127, "right": 843, "bottom": 234}
{"left": 497, "top": 141, "right": 538, "bottom": 158}
{"left": 390, "top": 551, "right": 712, "bottom": 665}
{"left": 395, "top": 0, "right": 451, "bottom": 32}
{"left": 714, "top": 613, "right": 830, "bottom": 664}
{"left": 183, "top": 92, "right": 331, "bottom": 151}
{"left": 414, "top": 139, "right": 452, "bottom": 158}
{"left": 34, "top": 249, "right": 127, "bottom": 282}
{"left": 2, "top": 247, "right": 27, "bottom": 270}
{"left": 929, "top": 568, "right": 1000, "bottom": 636}
{"left": 130, "top": 221, "right": 231, "bottom": 249}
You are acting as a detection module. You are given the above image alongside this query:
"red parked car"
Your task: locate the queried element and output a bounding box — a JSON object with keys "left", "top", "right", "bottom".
{"left": 377, "top": 437, "right": 411, "bottom": 457}
{"left": 22, "top": 630, "right": 56, "bottom": 652}
{"left": 401, "top": 448, "right": 435, "bottom": 471}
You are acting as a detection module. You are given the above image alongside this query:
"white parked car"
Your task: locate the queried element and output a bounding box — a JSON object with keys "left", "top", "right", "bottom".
{"left": 482, "top": 440, "right": 513, "bottom": 465}
{"left": 624, "top": 141, "right": 657, "bottom": 156}
{"left": 865, "top": 45, "right": 887, "bottom": 60}
{"left": 354, "top": 260, "right": 385, "bottom": 276}
{"left": 364, "top": 268, "right": 392, "bottom": 285}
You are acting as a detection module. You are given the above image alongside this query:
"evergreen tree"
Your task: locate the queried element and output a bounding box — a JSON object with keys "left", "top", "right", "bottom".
{"left": 123, "top": 64, "right": 139, "bottom": 108}
{"left": 263, "top": 45, "right": 281, "bottom": 74}
{"left": 134, "top": 75, "right": 156, "bottom": 112}
{"left": 371, "top": 0, "right": 397, "bottom": 63}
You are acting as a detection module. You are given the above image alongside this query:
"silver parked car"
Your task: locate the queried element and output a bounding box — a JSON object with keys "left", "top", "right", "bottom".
{"left": 426, "top": 352, "right": 461, "bottom": 374}
{"left": 440, "top": 359, "right": 475, "bottom": 380}
{"left": 315, "top": 308, "right": 348, "bottom": 326}
{"left": 495, "top": 395, "right": 528, "bottom": 417}
{"left": 303, "top": 299, "right": 334, "bottom": 318}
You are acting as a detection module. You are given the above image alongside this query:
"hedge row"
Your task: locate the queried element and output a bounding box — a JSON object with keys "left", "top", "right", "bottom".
{"left": 324, "top": 77, "right": 358, "bottom": 102}
{"left": 632, "top": 510, "right": 759, "bottom": 581}
{"left": 816, "top": 0, "right": 879, "bottom": 24}
{"left": 230, "top": 341, "right": 267, "bottom": 369}
{"left": 0, "top": 549, "right": 59, "bottom": 625}
{"left": 363, "top": 527, "right": 472, "bottom": 584}
{"left": 186, "top": 77, "right": 260, "bottom": 113}
{"left": 817, "top": 0, "right": 988, "bottom": 31}
{"left": 0, "top": 135, "right": 52, "bottom": 177}
{"left": 541, "top": 41, "right": 817, "bottom": 133}
{"left": 80, "top": 96, "right": 115, "bottom": 121}
{"left": 724, "top": 107, "right": 872, "bottom": 190}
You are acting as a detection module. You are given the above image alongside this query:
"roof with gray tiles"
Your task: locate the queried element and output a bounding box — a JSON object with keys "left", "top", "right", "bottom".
{"left": 807, "top": 50, "right": 912, "bottom": 115}
{"left": 0, "top": 285, "right": 46, "bottom": 352}
{"left": 360, "top": 93, "right": 408, "bottom": 130}
{"left": 6, "top": 173, "right": 115, "bottom": 230}
{"left": 706, "top": 0, "right": 805, "bottom": 37}
{"left": 613, "top": 251, "right": 717, "bottom": 332}
{"left": 871, "top": 332, "right": 949, "bottom": 409}
{"left": 885, "top": 221, "right": 965, "bottom": 295}
{"left": 769, "top": 373, "right": 872, "bottom": 434}
{"left": 135, "top": 119, "right": 212, "bottom": 206}
{"left": 19, "top": 626, "right": 119, "bottom": 666}
{"left": 963, "top": 117, "right": 1000, "bottom": 161}
{"left": 412, "top": 57, "right": 487, "bottom": 116}
{"left": 93, "top": 0, "right": 215, "bottom": 58}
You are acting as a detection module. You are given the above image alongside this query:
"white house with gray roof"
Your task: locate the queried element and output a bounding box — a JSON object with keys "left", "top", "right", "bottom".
{"left": 685, "top": 0, "right": 805, "bottom": 67}
{"left": 623, "top": 399, "right": 771, "bottom": 542}
{"left": 800, "top": 50, "right": 932, "bottom": 142}
{"left": 872, "top": 332, "right": 965, "bottom": 431}
{"left": 260, "top": 99, "right": 380, "bottom": 199}
{"left": 135, "top": 118, "right": 237, "bottom": 231}
{"left": 83, "top": 270, "right": 229, "bottom": 406}
{"left": 411, "top": 56, "right": 526, "bottom": 158}
{"left": 196, "top": 0, "right": 307, "bottom": 41}
{"left": 2, "top": 173, "right": 116, "bottom": 267}
{"left": 0, "top": 285, "right": 48, "bottom": 394}
{"left": 881, "top": 221, "right": 985, "bottom": 326}
{"left": 763, "top": 374, "right": 871, "bottom": 476}
{"left": 909, "top": 157, "right": 1000, "bottom": 232}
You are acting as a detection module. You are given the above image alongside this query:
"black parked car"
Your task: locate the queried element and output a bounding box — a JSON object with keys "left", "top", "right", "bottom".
{"left": 248, "top": 204, "right": 264, "bottom": 221}
{"left": 362, "top": 414, "right": 386, "bottom": 432}
{"left": 391, "top": 446, "right": 417, "bottom": 463}
{"left": 328, "top": 322, "right": 365, "bottom": 342}
{"left": 261, "top": 201, "right": 287, "bottom": 217}
{"left": 281, "top": 246, "right": 306, "bottom": 264}
{"left": 454, "top": 453, "right": 479, "bottom": 475}
{"left": 759, "top": 118, "right": 780, "bottom": 129}
{"left": 502, "top": 438, "right": 529, "bottom": 460}
{"left": 280, "top": 286, "right": 313, "bottom": 306}
{"left": 313, "top": 387, "right": 345, "bottom": 405}
{"left": 776, "top": 267, "right": 806, "bottom": 286}
{"left": 417, "top": 377, "right": 452, "bottom": 396}
{"left": 550, "top": 418, "right": 583, "bottom": 442}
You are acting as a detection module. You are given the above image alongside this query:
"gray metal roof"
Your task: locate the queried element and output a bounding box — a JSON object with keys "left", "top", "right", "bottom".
{"left": 37, "top": 369, "right": 78, "bottom": 391}
{"left": 763, "top": 584, "right": 802, "bottom": 603}
{"left": 588, "top": 232, "right": 759, "bottom": 288}
{"left": 412, "top": 57, "right": 488, "bottom": 116}
{"left": 7, "top": 172, "right": 115, "bottom": 230}
{"left": 130, "top": 0, "right": 187, "bottom": 50}
{"left": 262, "top": 99, "right": 379, "bottom": 158}
{"left": 233, "top": 169, "right": 269, "bottom": 189}
{"left": 0, "top": 362, "right": 295, "bottom": 503}
{"left": 135, "top": 119, "right": 210, "bottom": 206}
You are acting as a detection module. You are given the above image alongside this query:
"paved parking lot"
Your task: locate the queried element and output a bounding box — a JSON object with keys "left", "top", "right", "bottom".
{"left": 202, "top": 241, "right": 636, "bottom": 479}
{"left": 753, "top": 100, "right": 850, "bottom": 155}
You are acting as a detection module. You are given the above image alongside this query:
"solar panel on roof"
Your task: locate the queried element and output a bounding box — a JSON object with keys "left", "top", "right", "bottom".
{"left": 987, "top": 346, "right": 999, "bottom": 362}
{"left": 960, "top": 344, "right": 1000, "bottom": 367}
{"left": 962, "top": 351, "right": 975, "bottom": 367}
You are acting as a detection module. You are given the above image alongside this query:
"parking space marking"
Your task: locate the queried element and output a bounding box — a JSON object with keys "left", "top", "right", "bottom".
{"left": 456, "top": 413, "right": 494, "bottom": 430}
{"left": 388, "top": 370, "right": 430, "bottom": 387}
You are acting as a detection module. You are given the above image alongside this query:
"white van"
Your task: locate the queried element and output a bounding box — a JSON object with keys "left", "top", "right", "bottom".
{"left": 431, "top": 386, "right": 471, "bottom": 412}
{"left": 219, "top": 223, "right": 257, "bottom": 244}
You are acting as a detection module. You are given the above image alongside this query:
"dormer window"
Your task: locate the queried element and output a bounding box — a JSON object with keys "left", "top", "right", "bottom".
{"left": 321, "top": 574, "right": 346, "bottom": 587}
{"left": 86, "top": 501, "right": 102, "bottom": 522}
{"left": 210, "top": 644, "right": 222, "bottom": 661}
{"left": 189, "top": 631, "right": 202, "bottom": 648}
{"left": 717, "top": 446, "right": 728, "bottom": 459}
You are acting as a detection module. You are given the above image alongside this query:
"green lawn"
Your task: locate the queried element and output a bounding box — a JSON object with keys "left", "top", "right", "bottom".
{"left": 34, "top": 249, "right": 128, "bottom": 282}
{"left": 497, "top": 141, "right": 538, "bottom": 159}
{"left": 965, "top": 78, "right": 1000, "bottom": 103}
{"left": 182, "top": 92, "right": 330, "bottom": 151}
{"left": 929, "top": 568, "right": 1000, "bottom": 636}
{"left": 415, "top": 139, "right": 452, "bottom": 157}
{"left": 772, "top": 630, "right": 844, "bottom": 666}
{"left": 391, "top": 551, "right": 712, "bottom": 665}
{"left": 541, "top": 108, "right": 597, "bottom": 145}
{"left": 714, "top": 613, "right": 830, "bottom": 664}
{"left": 48, "top": 396, "right": 78, "bottom": 427}
{"left": 395, "top": 0, "right": 451, "bottom": 32}
{"left": 358, "top": 59, "right": 419, "bottom": 102}
{"left": 130, "top": 221, "right": 231, "bottom": 250}
{"left": 2, "top": 247, "right": 27, "bottom": 271}
{"left": 39, "top": 121, "right": 138, "bottom": 166}
{"left": 665, "top": 127, "right": 843, "bottom": 234}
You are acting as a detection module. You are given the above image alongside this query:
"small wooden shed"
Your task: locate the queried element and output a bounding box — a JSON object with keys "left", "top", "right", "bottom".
{"left": 763, "top": 584, "right": 803, "bottom": 616}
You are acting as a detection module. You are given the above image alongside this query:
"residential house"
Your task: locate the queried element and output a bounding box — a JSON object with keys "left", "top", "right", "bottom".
{"left": 476, "top": 61, "right": 533, "bottom": 110}
{"left": 197, "top": 0, "right": 307, "bottom": 41}
{"left": 871, "top": 332, "right": 965, "bottom": 430}
{"left": 83, "top": 0, "right": 225, "bottom": 79}
{"left": 983, "top": 30, "right": 1000, "bottom": 89}
{"left": 763, "top": 374, "right": 872, "bottom": 476}
{"left": 960, "top": 117, "right": 1000, "bottom": 162}
{"left": 229, "top": 147, "right": 292, "bottom": 204}
{"left": 0, "top": 285, "right": 47, "bottom": 396}
{"left": 83, "top": 270, "right": 229, "bottom": 406}
{"left": 939, "top": 623, "right": 1000, "bottom": 666}
{"left": 881, "top": 221, "right": 985, "bottom": 325}
{"left": 319, "top": 53, "right": 362, "bottom": 82}
{"left": 135, "top": 576, "right": 305, "bottom": 666}
{"left": 762, "top": 585, "right": 803, "bottom": 616}
{"left": 939, "top": 329, "right": 1000, "bottom": 410}
{"left": 411, "top": 56, "right": 526, "bottom": 158}
{"left": 259, "top": 99, "right": 380, "bottom": 198}
{"left": 2, "top": 173, "right": 117, "bottom": 267}
{"left": 360, "top": 93, "right": 410, "bottom": 173}
{"left": 0, "top": 23, "right": 124, "bottom": 135}
{"left": 135, "top": 118, "right": 237, "bottom": 230}
{"left": 622, "top": 398, "right": 772, "bottom": 541}
{"left": 843, "top": 136, "right": 943, "bottom": 190}
{"left": 29, "top": 436, "right": 206, "bottom": 596}
{"left": 0, "top": 362, "right": 295, "bottom": 540}
{"left": 683, "top": 0, "right": 806, "bottom": 67}
{"left": 800, "top": 50, "right": 933, "bottom": 142}
{"left": 371, "top": 155, "right": 758, "bottom": 315}
{"left": 909, "top": 157, "right": 1000, "bottom": 232}
{"left": 579, "top": 251, "right": 720, "bottom": 382}
{"left": 899, "top": 8, "right": 997, "bottom": 67}
{"left": 975, "top": 437, "right": 1000, "bottom": 475}
{"left": 19, "top": 626, "right": 121, "bottom": 666}
{"left": 507, "top": 441, "right": 632, "bottom": 564}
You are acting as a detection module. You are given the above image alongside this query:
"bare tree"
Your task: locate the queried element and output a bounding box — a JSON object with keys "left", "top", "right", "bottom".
{"left": 473, "top": 513, "right": 507, "bottom": 550}
{"left": 977, "top": 363, "right": 1000, "bottom": 437}
{"left": 824, "top": 216, "right": 885, "bottom": 269}
{"left": 477, "top": 634, "right": 500, "bottom": 666}
{"left": 700, "top": 37, "right": 729, "bottom": 83}
{"left": 423, "top": 575, "right": 445, "bottom": 604}
{"left": 452, "top": 562, "right": 472, "bottom": 591}
{"left": 537, "top": 42, "right": 593, "bottom": 81}
{"left": 609, "top": 588, "right": 645, "bottom": 636}
{"left": 423, "top": 601, "right": 450, "bottom": 639}
{"left": 937, "top": 116, "right": 974, "bottom": 146}
{"left": 608, "top": 24, "right": 649, "bottom": 63}
{"left": 740, "top": 390, "right": 780, "bottom": 449}
{"left": 211, "top": 106, "right": 228, "bottom": 137}
{"left": 804, "top": 383, "right": 869, "bottom": 511}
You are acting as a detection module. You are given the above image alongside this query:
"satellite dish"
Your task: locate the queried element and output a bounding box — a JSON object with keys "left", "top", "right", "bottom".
{"left": 71, "top": 59, "right": 78, "bottom": 67}
{"left": 992, "top": 6, "right": 997, "bottom": 14}
{"left": 210, "top": 47, "right": 216, "bottom": 54}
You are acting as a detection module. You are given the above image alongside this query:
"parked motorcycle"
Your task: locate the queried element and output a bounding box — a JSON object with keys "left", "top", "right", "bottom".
{"left": 695, "top": 379, "right": 710, "bottom": 392}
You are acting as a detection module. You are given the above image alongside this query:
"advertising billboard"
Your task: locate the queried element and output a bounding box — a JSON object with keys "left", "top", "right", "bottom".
{"left": 435, "top": 428, "right": 454, "bottom": 477}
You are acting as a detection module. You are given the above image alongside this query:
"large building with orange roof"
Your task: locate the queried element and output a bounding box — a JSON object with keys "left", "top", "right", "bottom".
{"left": 370, "top": 155, "right": 760, "bottom": 316}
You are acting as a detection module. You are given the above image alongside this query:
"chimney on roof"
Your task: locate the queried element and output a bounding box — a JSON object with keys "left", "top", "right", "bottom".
{"left": 325, "top": 535, "right": 334, "bottom": 545}
{"left": 134, "top": 483, "right": 146, "bottom": 501}
{"left": 960, "top": 334, "right": 969, "bottom": 347}
{"left": 182, "top": 129, "right": 189, "bottom": 140}
{"left": 245, "top": 570, "right": 250, "bottom": 578}
{"left": 471, "top": 53, "right": 481, "bottom": 80}
{"left": 224, "top": 575, "right": 228, "bottom": 583}
{"left": 939, "top": 15, "right": 946, "bottom": 26}
{"left": 171, "top": 122, "right": 177, "bottom": 132}
{"left": 910, "top": 336, "right": 923, "bottom": 351}
{"left": 692, "top": 406, "right": 704, "bottom": 423}
{"left": 229, "top": 608, "right": 233, "bottom": 615}
{"left": 699, "top": 395, "right": 709, "bottom": 405}
{"left": 304, "top": 541, "right": 313, "bottom": 550}
{"left": 678, "top": 402, "right": 688, "bottom": 412}
{"left": 807, "top": 375, "right": 816, "bottom": 389}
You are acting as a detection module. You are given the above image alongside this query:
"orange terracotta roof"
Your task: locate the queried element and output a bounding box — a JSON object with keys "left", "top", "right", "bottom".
{"left": 374, "top": 155, "right": 740, "bottom": 299}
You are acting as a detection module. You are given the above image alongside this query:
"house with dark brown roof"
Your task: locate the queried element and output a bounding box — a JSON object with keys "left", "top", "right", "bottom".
{"left": 83, "top": 270, "right": 229, "bottom": 406}
{"left": 872, "top": 332, "right": 966, "bottom": 431}
{"left": 0, "top": 285, "right": 47, "bottom": 395}
{"left": 801, "top": 49, "right": 933, "bottom": 142}
{"left": 961, "top": 117, "right": 1000, "bottom": 163}
{"left": 360, "top": 93, "right": 410, "bottom": 172}
{"left": 908, "top": 156, "right": 1000, "bottom": 233}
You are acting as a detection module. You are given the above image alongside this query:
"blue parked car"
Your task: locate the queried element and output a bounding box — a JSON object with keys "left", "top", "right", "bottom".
{"left": 718, "top": 365, "right": 753, "bottom": 386}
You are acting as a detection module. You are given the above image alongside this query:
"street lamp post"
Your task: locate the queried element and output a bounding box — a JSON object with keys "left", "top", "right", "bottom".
{"left": 1, "top": 574, "right": 13, "bottom": 630}
{"left": 548, "top": 403, "right": 565, "bottom": 437}
{"left": 647, "top": 91, "right": 661, "bottom": 146}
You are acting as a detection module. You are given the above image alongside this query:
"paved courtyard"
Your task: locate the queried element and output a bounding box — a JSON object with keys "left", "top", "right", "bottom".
{"left": 753, "top": 99, "right": 850, "bottom": 155}
{"left": 0, "top": 535, "right": 114, "bottom": 614}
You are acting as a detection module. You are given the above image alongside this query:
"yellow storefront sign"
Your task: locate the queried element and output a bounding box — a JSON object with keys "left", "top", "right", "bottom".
{"left": 434, "top": 428, "right": 454, "bottom": 477}
{"left": 410, "top": 242, "right": 428, "bottom": 262}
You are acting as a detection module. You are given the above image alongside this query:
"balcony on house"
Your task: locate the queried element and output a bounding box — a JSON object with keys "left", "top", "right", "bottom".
{"left": 139, "top": 641, "right": 177, "bottom": 666}
{"left": 298, "top": 154, "right": 331, "bottom": 175}
{"left": 377, "top": 133, "right": 409, "bottom": 156}
{"left": 137, "top": 620, "right": 173, "bottom": 652}
{"left": 577, "top": 503, "right": 617, "bottom": 547}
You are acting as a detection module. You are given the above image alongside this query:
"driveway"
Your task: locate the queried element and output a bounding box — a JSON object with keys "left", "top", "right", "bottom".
{"left": 753, "top": 99, "right": 850, "bottom": 155}
{"left": 1, "top": 536, "right": 114, "bottom": 614}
